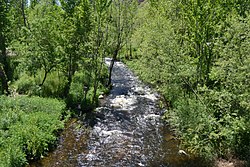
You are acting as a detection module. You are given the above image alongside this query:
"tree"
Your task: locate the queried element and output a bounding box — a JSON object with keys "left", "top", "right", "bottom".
{"left": 15, "top": 2, "right": 65, "bottom": 87}
{"left": 129, "top": 0, "right": 250, "bottom": 159}
{"left": 0, "top": 0, "right": 10, "bottom": 94}
{"left": 89, "top": 0, "right": 111, "bottom": 104}
{"left": 177, "top": 0, "right": 250, "bottom": 86}
{"left": 8, "top": 0, "right": 29, "bottom": 31}
{"left": 107, "top": 0, "right": 137, "bottom": 86}
{"left": 60, "top": 0, "right": 92, "bottom": 98}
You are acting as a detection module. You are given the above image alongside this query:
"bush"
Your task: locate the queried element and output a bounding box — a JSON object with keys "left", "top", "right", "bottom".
{"left": 12, "top": 73, "right": 36, "bottom": 95}
{"left": 67, "top": 70, "right": 108, "bottom": 111}
{"left": 67, "top": 71, "right": 91, "bottom": 109}
{"left": 36, "top": 71, "right": 67, "bottom": 98}
{"left": 0, "top": 96, "right": 66, "bottom": 113}
{"left": 12, "top": 70, "right": 67, "bottom": 98}
{"left": 0, "top": 96, "right": 66, "bottom": 167}
{"left": 165, "top": 91, "right": 249, "bottom": 159}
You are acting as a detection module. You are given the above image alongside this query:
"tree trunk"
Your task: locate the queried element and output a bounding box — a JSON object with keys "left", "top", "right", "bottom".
{"left": 40, "top": 70, "right": 48, "bottom": 87}
{"left": 107, "top": 48, "right": 118, "bottom": 87}
{"left": 21, "top": 0, "right": 29, "bottom": 28}
{"left": 64, "top": 71, "right": 73, "bottom": 98}
{"left": 129, "top": 43, "right": 132, "bottom": 59}
{"left": 92, "top": 75, "right": 98, "bottom": 106}
{"left": 0, "top": 64, "right": 9, "bottom": 95}
{"left": 64, "top": 53, "right": 73, "bottom": 98}
{"left": 39, "top": 63, "right": 56, "bottom": 87}
{"left": 0, "top": 35, "right": 10, "bottom": 95}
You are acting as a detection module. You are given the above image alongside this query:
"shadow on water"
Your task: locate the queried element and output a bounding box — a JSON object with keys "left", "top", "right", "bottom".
{"left": 28, "top": 58, "right": 208, "bottom": 167}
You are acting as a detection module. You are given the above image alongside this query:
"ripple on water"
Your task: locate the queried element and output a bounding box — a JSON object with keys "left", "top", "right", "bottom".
{"left": 28, "top": 59, "right": 205, "bottom": 167}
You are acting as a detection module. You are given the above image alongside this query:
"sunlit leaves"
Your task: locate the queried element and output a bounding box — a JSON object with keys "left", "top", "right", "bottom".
{"left": 14, "top": 3, "right": 65, "bottom": 85}
{"left": 0, "top": 96, "right": 65, "bottom": 166}
{"left": 129, "top": 0, "right": 250, "bottom": 160}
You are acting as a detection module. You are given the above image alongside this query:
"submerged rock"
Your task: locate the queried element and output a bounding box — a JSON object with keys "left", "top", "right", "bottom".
{"left": 98, "top": 94, "right": 104, "bottom": 99}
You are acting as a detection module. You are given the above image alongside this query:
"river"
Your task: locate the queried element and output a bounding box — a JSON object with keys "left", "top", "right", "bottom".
{"left": 28, "top": 58, "right": 204, "bottom": 167}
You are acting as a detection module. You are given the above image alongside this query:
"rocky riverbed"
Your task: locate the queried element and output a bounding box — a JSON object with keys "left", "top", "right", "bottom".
{"left": 28, "top": 58, "right": 204, "bottom": 167}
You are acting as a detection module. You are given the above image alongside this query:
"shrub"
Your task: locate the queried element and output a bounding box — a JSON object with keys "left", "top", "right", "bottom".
{"left": 12, "top": 70, "right": 67, "bottom": 98}
{"left": 12, "top": 73, "right": 36, "bottom": 95}
{"left": 0, "top": 96, "right": 66, "bottom": 167}
{"left": 67, "top": 71, "right": 91, "bottom": 109}
{"left": 67, "top": 70, "right": 108, "bottom": 111}
{"left": 36, "top": 71, "right": 67, "bottom": 98}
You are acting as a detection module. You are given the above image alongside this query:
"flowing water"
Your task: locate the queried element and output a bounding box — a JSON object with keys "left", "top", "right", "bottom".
{"left": 28, "top": 58, "right": 204, "bottom": 167}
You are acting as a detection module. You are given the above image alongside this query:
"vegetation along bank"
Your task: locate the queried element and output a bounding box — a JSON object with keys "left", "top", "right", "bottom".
{"left": 0, "top": 0, "right": 249, "bottom": 166}
{"left": 125, "top": 0, "right": 250, "bottom": 165}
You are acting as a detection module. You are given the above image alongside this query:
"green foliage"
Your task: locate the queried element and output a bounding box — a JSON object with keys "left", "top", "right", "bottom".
{"left": 210, "top": 13, "right": 250, "bottom": 158}
{"left": 0, "top": 0, "right": 11, "bottom": 95}
{"left": 0, "top": 96, "right": 66, "bottom": 118}
{"left": 12, "top": 70, "right": 67, "bottom": 97}
{"left": 3, "top": 0, "right": 249, "bottom": 163}
{"left": 68, "top": 68, "right": 108, "bottom": 111}
{"left": 0, "top": 96, "right": 66, "bottom": 167}
{"left": 12, "top": 73, "right": 36, "bottom": 95}
{"left": 8, "top": 0, "right": 110, "bottom": 110}
{"left": 166, "top": 92, "right": 249, "bottom": 159}
{"left": 12, "top": 2, "right": 65, "bottom": 87}
{"left": 68, "top": 71, "right": 90, "bottom": 108}
{"left": 40, "top": 71, "right": 67, "bottom": 97}
{"left": 167, "top": 98, "right": 215, "bottom": 158}
{"left": 128, "top": 0, "right": 250, "bottom": 161}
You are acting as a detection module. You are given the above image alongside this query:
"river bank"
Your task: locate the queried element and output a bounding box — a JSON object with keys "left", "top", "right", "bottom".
{"left": 28, "top": 58, "right": 208, "bottom": 166}
{"left": 124, "top": 58, "right": 249, "bottom": 167}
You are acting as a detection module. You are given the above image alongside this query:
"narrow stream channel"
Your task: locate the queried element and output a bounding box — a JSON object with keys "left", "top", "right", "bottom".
{"left": 28, "top": 58, "right": 204, "bottom": 167}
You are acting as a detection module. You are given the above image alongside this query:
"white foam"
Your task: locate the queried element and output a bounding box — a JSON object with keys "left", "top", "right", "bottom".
{"left": 110, "top": 95, "right": 137, "bottom": 110}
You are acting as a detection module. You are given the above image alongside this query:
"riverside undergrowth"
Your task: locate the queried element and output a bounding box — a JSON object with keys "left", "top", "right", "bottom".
{"left": 0, "top": 96, "right": 67, "bottom": 167}
{"left": 124, "top": 0, "right": 250, "bottom": 164}
{"left": 126, "top": 57, "right": 250, "bottom": 163}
